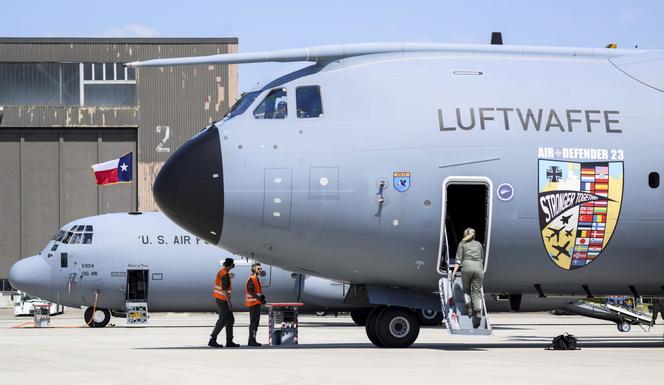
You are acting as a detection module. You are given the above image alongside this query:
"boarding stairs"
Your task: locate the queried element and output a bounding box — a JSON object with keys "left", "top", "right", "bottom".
{"left": 439, "top": 276, "right": 492, "bottom": 335}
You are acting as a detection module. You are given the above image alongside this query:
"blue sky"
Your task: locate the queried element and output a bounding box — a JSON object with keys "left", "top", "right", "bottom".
{"left": 2, "top": 0, "right": 662, "bottom": 92}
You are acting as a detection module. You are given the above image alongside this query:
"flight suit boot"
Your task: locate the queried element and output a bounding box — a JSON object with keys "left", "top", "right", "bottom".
{"left": 248, "top": 331, "right": 262, "bottom": 347}
{"left": 472, "top": 312, "right": 482, "bottom": 329}
{"left": 226, "top": 339, "right": 240, "bottom": 348}
{"left": 208, "top": 338, "right": 223, "bottom": 348}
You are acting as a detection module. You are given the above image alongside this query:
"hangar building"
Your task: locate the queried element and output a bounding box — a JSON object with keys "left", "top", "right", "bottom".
{"left": 0, "top": 38, "right": 238, "bottom": 291}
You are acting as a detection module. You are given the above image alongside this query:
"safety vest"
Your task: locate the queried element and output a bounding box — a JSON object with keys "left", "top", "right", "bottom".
{"left": 212, "top": 268, "right": 231, "bottom": 301}
{"left": 245, "top": 274, "right": 263, "bottom": 307}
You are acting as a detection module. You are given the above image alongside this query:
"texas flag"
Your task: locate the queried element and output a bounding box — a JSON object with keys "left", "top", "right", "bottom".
{"left": 91, "top": 153, "right": 133, "bottom": 185}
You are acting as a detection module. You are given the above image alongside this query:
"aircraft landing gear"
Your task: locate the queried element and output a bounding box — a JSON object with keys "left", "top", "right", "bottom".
{"left": 617, "top": 322, "right": 631, "bottom": 333}
{"left": 416, "top": 308, "right": 444, "bottom": 326}
{"left": 350, "top": 309, "right": 371, "bottom": 326}
{"left": 365, "top": 306, "right": 420, "bottom": 348}
{"left": 85, "top": 307, "right": 111, "bottom": 328}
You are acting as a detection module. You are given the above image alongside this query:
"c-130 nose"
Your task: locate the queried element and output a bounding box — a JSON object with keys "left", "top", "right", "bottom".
{"left": 9, "top": 256, "right": 51, "bottom": 299}
{"left": 153, "top": 124, "right": 224, "bottom": 244}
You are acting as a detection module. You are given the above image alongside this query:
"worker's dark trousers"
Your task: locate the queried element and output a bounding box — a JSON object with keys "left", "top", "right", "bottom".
{"left": 249, "top": 305, "right": 261, "bottom": 340}
{"left": 210, "top": 299, "right": 234, "bottom": 341}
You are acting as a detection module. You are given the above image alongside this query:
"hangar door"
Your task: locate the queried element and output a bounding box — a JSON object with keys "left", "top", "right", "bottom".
{"left": 0, "top": 128, "right": 137, "bottom": 284}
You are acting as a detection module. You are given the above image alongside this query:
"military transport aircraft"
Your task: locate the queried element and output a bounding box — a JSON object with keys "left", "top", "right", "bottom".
{"left": 8, "top": 212, "right": 565, "bottom": 328}
{"left": 7, "top": 212, "right": 369, "bottom": 327}
{"left": 126, "top": 42, "right": 664, "bottom": 347}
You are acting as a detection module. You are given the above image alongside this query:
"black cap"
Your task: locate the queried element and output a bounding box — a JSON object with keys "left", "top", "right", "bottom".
{"left": 223, "top": 258, "right": 235, "bottom": 267}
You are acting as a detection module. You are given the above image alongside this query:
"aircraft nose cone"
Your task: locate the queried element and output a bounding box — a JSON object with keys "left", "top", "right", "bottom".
{"left": 153, "top": 124, "right": 224, "bottom": 244}
{"left": 9, "top": 256, "right": 51, "bottom": 298}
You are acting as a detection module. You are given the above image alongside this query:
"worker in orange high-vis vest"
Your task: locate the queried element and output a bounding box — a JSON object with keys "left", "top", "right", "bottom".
{"left": 245, "top": 262, "right": 267, "bottom": 346}
{"left": 208, "top": 258, "right": 239, "bottom": 348}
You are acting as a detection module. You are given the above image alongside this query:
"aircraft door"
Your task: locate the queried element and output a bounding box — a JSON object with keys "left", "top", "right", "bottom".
{"left": 437, "top": 177, "right": 493, "bottom": 336}
{"left": 126, "top": 269, "right": 149, "bottom": 302}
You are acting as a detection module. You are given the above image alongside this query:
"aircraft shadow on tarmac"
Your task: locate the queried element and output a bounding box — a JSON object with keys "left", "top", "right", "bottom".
{"left": 137, "top": 336, "right": 664, "bottom": 351}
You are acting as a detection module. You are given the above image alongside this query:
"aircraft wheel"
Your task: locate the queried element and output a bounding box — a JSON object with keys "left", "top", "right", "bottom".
{"left": 350, "top": 309, "right": 371, "bottom": 326}
{"left": 617, "top": 322, "right": 631, "bottom": 333}
{"left": 416, "top": 309, "right": 443, "bottom": 326}
{"left": 85, "top": 307, "right": 111, "bottom": 328}
{"left": 375, "top": 307, "right": 420, "bottom": 348}
{"left": 365, "top": 306, "right": 387, "bottom": 347}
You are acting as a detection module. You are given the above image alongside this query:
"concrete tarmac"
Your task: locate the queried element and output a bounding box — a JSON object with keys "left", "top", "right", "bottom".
{"left": 1, "top": 308, "right": 662, "bottom": 385}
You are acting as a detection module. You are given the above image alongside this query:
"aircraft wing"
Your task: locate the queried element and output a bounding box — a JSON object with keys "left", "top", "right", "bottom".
{"left": 125, "top": 43, "right": 649, "bottom": 68}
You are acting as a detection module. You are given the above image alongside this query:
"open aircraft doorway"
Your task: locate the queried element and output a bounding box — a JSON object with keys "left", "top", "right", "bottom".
{"left": 437, "top": 177, "right": 493, "bottom": 335}
{"left": 126, "top": 269, "right": 149, "bottom": 302}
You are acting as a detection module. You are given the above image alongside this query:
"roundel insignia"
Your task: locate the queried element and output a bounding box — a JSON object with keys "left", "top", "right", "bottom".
{"left": 538, "top": 159, "right": 624, "bottom": 270}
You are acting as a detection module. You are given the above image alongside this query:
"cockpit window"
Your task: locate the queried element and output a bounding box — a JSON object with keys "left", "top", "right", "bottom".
{"left": 224, "top": 91, "right": 261, "bottom": 120}
{"left": 296, "top": 86, "right": 323, "bottom": 118}
{"left": 254, "top": 88, "right": 287, "bottom": 119}
{"left": 52, "top": 230, "right": 66, "bottom": 242}
{"left": 62, "top": 232, "right": 73, "bottom": 244}
{"left": 70, "top": 233, "right": 82, "bottom": 244}
{"left": 59, "top": 225, "right": 93, "bottom": 245}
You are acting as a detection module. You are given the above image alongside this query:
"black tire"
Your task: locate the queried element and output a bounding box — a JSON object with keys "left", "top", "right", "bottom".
{"left": 375, "top": 307, "right": 420, "bottom": 348}
{"left": 85, "top": 307, "right": 111, "bottom": 328}
{"left": 365, "top": 306, "right": 387, "bottom": 347}
{"left": 416, "top": 309, "right": 443, "bottom": 326}
{"left": 350, "top": 309, "right": 372, "bottom": 326}
{"left": 617, "top": 322, "right": 631, "bottom": 333}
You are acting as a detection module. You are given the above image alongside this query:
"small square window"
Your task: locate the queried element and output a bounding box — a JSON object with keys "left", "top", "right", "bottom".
{"left": 296, "top": 86, "right": 323, "bottom": 118}
{"left": 115, "top": 63, "right": 126, "bottom": 80}
{"left": 94, "top": 63, "right": 103, "bottom": 80}
{"left": 105, "top": 63, "right": 115, "bottom": 80}
{"left": 82, "top": 233, "right": 93, "bottom": 244}
{"left": 76, "top": 225, "right": 85, "bottom": 231}
{"left": 85, "top": 225, "right": 93, "bottom": 232}
{"left": 649, "top": 172, "right": 660, "bottom": 188}
{"left": 84, "top": 63, "right": 92, "bottom": 80}
{"left": 127, "top": 67, "right": 136, "bottom": 80}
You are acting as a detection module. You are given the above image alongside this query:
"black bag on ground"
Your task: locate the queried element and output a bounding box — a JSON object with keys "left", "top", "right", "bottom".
{"left": 546, "top": 333, "right": 580, "bottom": 350}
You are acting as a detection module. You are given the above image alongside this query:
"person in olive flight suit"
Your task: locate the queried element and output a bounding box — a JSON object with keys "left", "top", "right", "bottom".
{"left": 451, "top": 228, "right": 485, "bottom": 329}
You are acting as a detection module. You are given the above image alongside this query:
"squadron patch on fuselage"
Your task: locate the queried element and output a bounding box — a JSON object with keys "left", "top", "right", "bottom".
{"left": 393, "top": 172, "right": 411, "bottom": 192}
{"left": 538, "top": 158, "right": 623, "bottom": 270}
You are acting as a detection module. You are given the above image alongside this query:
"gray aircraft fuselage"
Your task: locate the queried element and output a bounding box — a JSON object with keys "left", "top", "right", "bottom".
{"left": 145, "top": 44, "right": 664, "bottom": 298}
{"left": 8, "top": 212, "right": 354, "bottom": 313}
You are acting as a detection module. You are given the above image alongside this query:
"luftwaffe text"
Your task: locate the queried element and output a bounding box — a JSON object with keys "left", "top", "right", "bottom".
{"left": 437, "top": 108, "right": 621, "bottom": 133}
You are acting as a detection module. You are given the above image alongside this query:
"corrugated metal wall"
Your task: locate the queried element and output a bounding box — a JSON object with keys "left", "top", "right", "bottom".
{"left": 0, "top": 128, "right": 137, "bottom": 279}
{"left": 0, "top": 38, "right": 239, "bottom": 212}
{"left": 0, "top": 39, "right": 238, "bottom": 282}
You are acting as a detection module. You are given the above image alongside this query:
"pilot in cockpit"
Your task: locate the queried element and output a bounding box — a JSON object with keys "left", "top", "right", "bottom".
{"left": 274, "top": 101, "right": 287, "bottom": 119}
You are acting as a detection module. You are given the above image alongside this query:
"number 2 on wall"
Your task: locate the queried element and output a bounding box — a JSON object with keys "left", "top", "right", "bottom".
{"left": 155, "top": 126, "right": 171, "bottom": 153}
